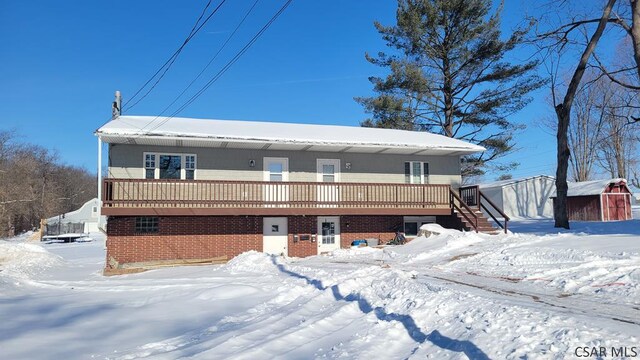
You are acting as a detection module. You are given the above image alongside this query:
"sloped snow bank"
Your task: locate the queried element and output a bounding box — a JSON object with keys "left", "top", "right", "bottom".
{"left": 221, "top": 250, "right": 283, "bottom": 274}
{"left": 0, "top": 240, "right": 63, "bottom": 280}
{"left": 392, "top": 224, "right": 488, "bottom": 263}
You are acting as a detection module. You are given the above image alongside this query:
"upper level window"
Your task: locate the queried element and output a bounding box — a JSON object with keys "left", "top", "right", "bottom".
{"left": 159, "top": 155, "right": 181, "bottom": 179}
{"left": 185, "top": 155, "right": 196, "bottom": 180}
{"left": 404, "top": 161, "right": 429, "bottom": 184}
{"left": 268, "top": 162, "right": 284, "bottom": 182}
{"left": 143, "top": 153, "right": 196, "bottom": 180}
{"left": 145, "top": 154, "right": 156, "bottom": 179}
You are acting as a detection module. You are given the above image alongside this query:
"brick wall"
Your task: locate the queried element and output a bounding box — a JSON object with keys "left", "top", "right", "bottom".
{"left": 106, "top": 216, "right": 262, "bottom": 268}
{"left": 340, "top": 215, "right": 402, "bottom": 247}
{"left": 106, "top": 214, "right": 409, "bottom": 268}
{"left": 287, "top": 216, "right": 317, "bottom": 257}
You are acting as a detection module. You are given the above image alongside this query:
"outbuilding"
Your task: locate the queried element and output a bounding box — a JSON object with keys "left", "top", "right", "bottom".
{"left": 553, "top": 178, "right": 633, "bottom": 221}
{"left": 45, "top": 198, "right": 105, "bottom": 234}
{"left": 476, "top": 175, "right": 556, "bottom": 219}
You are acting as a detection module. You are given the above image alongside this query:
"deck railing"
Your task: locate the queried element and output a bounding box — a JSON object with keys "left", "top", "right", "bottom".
{"left": 102, "top": 178, "right": 451, "bottom": 214}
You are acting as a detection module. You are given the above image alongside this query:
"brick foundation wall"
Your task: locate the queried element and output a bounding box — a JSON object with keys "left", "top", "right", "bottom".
{"left": 106, "top": 214, "right": 411, "bottom": 268}
{"left": 106, "top": 216, "right": 262, "bottom": 268}
{"left": 340, "top": 215, "right": 403, "bottom": 247}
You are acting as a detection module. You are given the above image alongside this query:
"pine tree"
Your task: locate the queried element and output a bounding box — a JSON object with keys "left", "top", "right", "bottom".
{"left": 357, "top": 0, "right": 545, "bottom": 177}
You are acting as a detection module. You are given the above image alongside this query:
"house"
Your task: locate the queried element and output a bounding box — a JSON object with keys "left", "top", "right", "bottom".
{"left": 96, "top": 115, "right": 506, "bottom": 271}
{"left": 476, "top": 175, "right": 555, "bottom": 219}
{"left": 45, "top": 198, "right": 105, "bottom": 234}
{"left": 552, "top": 178, "right": 633, "bottom": 221}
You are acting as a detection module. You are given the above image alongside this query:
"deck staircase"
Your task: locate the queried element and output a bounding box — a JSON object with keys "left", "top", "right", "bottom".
{"left": 453, "top": 207, "right": 500, "bottom": 233}
{"left": 449, "top": 186, "right": 509, "bottom": 234}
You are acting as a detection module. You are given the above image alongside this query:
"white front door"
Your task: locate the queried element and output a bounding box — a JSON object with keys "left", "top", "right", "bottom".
{"left": 317, "top": 216, "right": 340, "bottom": 253}
{"left": 264, "top": 157, "right": 289, "bottom": 206}
{"left": 317, "top": 159, "right": 340, "bottom": 206}
{"left": 263, "top": 217, "right": 288, "bottom": 256}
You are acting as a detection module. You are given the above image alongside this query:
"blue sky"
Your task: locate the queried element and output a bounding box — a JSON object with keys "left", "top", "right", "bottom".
{"left": 0, "top": 0, "right": 584, "bottom": 180}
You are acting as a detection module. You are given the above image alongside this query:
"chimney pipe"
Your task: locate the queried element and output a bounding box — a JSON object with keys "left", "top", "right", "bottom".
{"left": 112, "top": 90, "right": 122, "bottom": 119}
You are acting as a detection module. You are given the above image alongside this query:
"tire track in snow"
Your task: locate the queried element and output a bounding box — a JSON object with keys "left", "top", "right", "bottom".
{"left": 419, "top": 271, "right": 640, "bottom": 326}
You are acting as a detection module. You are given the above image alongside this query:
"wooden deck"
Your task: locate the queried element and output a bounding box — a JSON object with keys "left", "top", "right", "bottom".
{"left": 102, "top": 178, "right": 453, "bottom": 216}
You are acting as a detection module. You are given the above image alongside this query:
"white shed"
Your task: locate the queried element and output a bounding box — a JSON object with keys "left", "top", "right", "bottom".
{"left": 46, "top": 198, "right": 105, "bottom": 233}
{"left": 477, "top": 175, "right": 556, "bottom": 219}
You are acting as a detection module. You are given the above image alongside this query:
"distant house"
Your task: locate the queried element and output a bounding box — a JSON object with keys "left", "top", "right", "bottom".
{"left": 45, "top": 198, "right": 104, "bottom": 233}
{"left": 96, "top": 115, "right": 507, "bottom": 271}
{"left": 476, "top": 175, "right": 556, "bottom": 219}
{"left": 552, "top": 178, "right": 633, "bottom": 221}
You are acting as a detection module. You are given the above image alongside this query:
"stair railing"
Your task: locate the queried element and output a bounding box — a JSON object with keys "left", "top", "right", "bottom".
{"left": 449, "top": 189, "right": 479, "bottom": 233}
{"left": 478, "top": 190, "right": 510, "bottom": 233}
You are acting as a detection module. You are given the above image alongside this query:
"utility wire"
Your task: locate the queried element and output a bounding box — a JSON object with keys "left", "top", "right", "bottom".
{"left": 153, "top": 0, "right": 261, "bottom": 121}
{"left": 144, "top": 0, "right": 293, "bottom": 134}
{"left": 123, "top": 0, "right": 227, "bottom": 112}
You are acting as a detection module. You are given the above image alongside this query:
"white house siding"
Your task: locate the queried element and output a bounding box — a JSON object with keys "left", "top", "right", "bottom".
{"left": 479, "top": 176, "right": 555, "bottom": 219}
{"left": 107, "top": 144, "right": 463, "bottom": 187}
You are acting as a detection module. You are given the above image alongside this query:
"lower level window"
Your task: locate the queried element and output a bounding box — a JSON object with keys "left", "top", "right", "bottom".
{"left": 135, "top": 217, "right": 159, "bottom": 233}
{"left": 403, "top": 216, "right": 435, "bottom": 236}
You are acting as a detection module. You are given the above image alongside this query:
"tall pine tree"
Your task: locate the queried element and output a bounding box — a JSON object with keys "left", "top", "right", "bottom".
{"left": 357, "top": 0, "right": 545, "bottom": 177}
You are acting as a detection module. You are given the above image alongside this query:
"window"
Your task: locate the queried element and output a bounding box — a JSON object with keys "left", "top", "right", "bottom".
{"left": 135, "top": 217, "right": 159, "bottom": 233}
{"left": 321, "top": 221, "right": 335, "bottom": 244}
{"left": 185, "top": 155, "right": 196, "bottom": 180}
{"left": 404, "top": 161, "right": 429, "bottom": 184}
{"left": 403, "top": 216, "right": 435, "bottom": 236}
{"left": 145, "top": 154, "right": 156, "bottom": 179}
{"left": 159, "top": 155, "right": 181, "bottom": 179}
{"left": 404, "top": 222, "right": 419, "bottom": 236}
{"left": 268, "top": 162, "right": 283, "bottom": 182}
{"left": 322, "top": 164, "right": 335, "bottom": 183}
{"left": 143, "top": 153, "right": 196, "bottom": 180}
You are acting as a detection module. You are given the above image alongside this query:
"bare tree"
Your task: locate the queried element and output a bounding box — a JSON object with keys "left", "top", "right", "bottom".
{"left": 0, "top": 130, "right": 96, "bottom": 237}
{"left": 596, "top": 86, "right": 640, "bottom": 181}
{"left": 568, "top": 74, "right": 615, "bottom": 181}
{"left": 546, "top": 0, "right": 617, "bottom": 229}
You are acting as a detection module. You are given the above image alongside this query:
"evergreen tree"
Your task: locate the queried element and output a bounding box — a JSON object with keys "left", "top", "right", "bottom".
{"left": 357, "top": 0, "right": 545, "bottom": 177}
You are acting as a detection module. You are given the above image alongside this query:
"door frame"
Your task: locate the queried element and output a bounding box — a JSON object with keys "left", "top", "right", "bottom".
{"left": 317, "top": 216, "right": 340, "bottom": 253}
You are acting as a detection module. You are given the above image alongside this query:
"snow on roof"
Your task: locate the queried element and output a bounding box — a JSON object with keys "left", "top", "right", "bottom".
{"left": 551, "top": 178, "right": 628, "bottom": 197}
{"left": 477, "top": 175, "right": 555, "bottom": 189}
{"left": 568, "top": 178, "right": 628, "bottom": 196}
{"left": 96, "top": 116, "right": 485, "bottom": 155}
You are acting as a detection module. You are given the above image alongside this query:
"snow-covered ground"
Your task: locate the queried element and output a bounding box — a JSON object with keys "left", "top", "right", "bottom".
{"left": 1, "top": 219, "right": 639, "bottom": 359}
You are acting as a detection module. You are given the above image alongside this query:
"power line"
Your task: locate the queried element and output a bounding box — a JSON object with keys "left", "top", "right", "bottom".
{"left": 154, "top": 0, "right": 261, "bottom": 120}
{"left": 122, "top": 0, "right": 227, "bottom": 112}
{"left": 144, "top": 0, "right": 293, "bottom": 134}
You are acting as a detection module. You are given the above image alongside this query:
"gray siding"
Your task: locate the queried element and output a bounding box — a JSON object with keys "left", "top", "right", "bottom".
{"left": 108, "top": 144, "right": 462, "bottom": 187}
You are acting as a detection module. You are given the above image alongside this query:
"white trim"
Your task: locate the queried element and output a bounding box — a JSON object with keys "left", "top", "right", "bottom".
{"left": 606, "top": 194, "right": 610, "bottom": 221}
{"left": 97, "top": 137, "right": 102, "bottom": 225}
{"left": 263, "top": 157, "right": 289, "bottom": 182}
{"left": 600, "top": 193, "right": 604, "bottom": 221}
{"left": 142, "top": 152, "right": 197, "bottom": 180}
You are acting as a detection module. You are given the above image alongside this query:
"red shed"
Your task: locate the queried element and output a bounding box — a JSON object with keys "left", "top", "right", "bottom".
{"left": 552, "top": 178, "right": 633, "bottom": 221}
